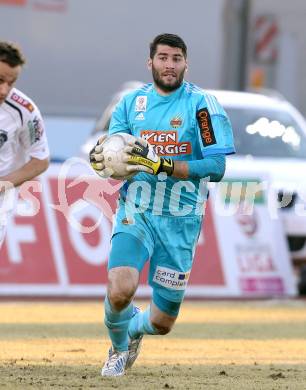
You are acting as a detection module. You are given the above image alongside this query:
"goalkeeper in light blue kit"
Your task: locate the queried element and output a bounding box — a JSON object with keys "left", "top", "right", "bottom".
{"left": 90, "top": 33, "right": 235, "bottom": 377}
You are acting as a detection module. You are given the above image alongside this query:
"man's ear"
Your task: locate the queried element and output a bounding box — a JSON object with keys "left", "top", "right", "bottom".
{"left": 185, "top": 61, "right": 188, "bottom": 74}
{"left": 147, "top": 58, "right": 152, "bottom": 70}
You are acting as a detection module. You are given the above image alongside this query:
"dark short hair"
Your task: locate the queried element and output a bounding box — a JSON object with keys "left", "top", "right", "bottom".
{"left": 150, "top": 33, "right": 187, "bottom": 59}
{"left": 0, "top": 41, "right": 26, "bottom": 67}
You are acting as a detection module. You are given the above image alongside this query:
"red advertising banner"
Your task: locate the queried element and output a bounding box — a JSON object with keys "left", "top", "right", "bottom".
{"left": 0, "top": 185, "right": 57, "bottom": 284}
{"left": 0, "top": 162, "right": 296, "bottom": 297}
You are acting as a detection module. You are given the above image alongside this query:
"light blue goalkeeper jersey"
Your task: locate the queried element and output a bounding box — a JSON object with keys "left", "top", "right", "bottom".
{"left": 109, "top": 81, "right": 235, "bottom": 216}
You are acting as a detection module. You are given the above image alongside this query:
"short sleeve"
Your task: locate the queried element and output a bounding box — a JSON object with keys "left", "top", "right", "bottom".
{"left": 19, "top": 105, "right": 50, "bottom": 160}
{"left": 109, "top": 97, "right": 131, "bottom": 135}
{"left": 196, "top": 94, "right": 235, "bottom": 157}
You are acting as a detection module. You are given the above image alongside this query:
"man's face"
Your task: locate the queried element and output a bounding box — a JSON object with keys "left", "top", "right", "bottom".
{"left": 148, "top": 44, "right": 187, "bottom": 93}
{"left": 0, "top": 61, "right": 21, "bottom": 105}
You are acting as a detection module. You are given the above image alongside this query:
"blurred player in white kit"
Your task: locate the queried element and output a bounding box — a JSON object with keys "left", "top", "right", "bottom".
{"left": 0, "top": 41, "right": 49, "bottom": 249}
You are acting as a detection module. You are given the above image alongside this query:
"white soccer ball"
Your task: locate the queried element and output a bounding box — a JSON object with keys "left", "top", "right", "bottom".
{"left": 102, "top": 133, "right": 136, "bottom": 180}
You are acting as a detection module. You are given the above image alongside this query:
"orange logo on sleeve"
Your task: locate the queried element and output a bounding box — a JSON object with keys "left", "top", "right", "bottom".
{"left": 196, "top": 108, "right": 216, "bottom": 147}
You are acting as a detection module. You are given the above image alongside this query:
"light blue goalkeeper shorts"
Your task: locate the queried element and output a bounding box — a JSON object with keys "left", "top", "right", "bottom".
{"left": 109, "top": 200, "right": 202, "bottom": 304}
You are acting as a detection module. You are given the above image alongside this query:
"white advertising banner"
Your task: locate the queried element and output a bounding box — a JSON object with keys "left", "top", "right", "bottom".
{"left": 210, "top": 173, "right": 296, "bottom": 297}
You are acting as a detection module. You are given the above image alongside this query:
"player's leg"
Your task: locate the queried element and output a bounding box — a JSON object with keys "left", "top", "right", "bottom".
{"left": 0, "top": 188, "right": 16, "bottom": 249}
{"left": 150, "top": 292, "right": 181, "bottom": 333}
{"left": 0, "top": 223, "right": 6, "bottom": 249}
{"left": 128, "top": 214, "right": 202, "bottom": 340}
{"left": 0, "top": 200, "right": 7, "bottom": 249}
{"left": 102, "top": 232, "right": 149, "bottom": 376}
{"left": 102, "top": 265, "right": 138, "bottom": 377}
{"left": 128, "top": 291, "right": 180, "bottom": 338}
{"left": 106, "top": 265, "right": 139, "bottom": 351}
{"left": 126, "top": 289, "right": 181, "bottom": 369}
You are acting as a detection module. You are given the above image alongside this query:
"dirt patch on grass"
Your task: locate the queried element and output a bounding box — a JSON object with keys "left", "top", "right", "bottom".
{"left": 1, "top": 301, "right": 306, "bottom": 389}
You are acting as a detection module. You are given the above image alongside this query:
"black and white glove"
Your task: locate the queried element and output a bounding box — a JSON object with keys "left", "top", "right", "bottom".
{"left": 125, "top": 138, "right": 174, "bottom": 176}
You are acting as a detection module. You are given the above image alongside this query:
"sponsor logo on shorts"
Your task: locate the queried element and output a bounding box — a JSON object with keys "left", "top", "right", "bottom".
{"left": 153, "top": 266, "right": 191, "bottom": 290}
{"left": 11, "top": 92, "right": 34, "bottom": 112}
{"left": 140, "top": 130, "right": 191, "bottom": 156}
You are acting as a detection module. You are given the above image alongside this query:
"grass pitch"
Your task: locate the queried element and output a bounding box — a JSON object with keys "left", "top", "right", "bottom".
{"left": 1, "top": 300, "right": 306, "bottom": 389}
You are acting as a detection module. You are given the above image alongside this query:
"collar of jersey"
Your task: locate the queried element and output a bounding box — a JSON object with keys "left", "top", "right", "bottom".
{"left": 152, "top": 81, "right": 185, "bottom": 101}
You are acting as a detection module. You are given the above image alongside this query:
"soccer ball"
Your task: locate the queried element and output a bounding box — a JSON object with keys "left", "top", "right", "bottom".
{"left": 102, "top": 133, "right": 136, "bottom": 180}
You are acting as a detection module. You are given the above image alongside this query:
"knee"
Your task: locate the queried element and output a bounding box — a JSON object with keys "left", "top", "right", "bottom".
{"left": 107, "top": 267, "right": 139, "bottom": 311}
{"left": 151, "top": 319, "right": 173, "bottom": 335}
{"left": 108, "top": 286, "right": 135, "bottom": 311}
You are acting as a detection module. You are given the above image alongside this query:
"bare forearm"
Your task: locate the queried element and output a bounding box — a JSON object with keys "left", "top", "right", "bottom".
{"left": 0, "top": 157, "right": 49, "bottom": 190}
{"left": 172, "top": 161, "right": 189, "bottom": 179}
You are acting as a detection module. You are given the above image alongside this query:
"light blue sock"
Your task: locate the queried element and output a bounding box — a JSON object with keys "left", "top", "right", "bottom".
{"left": 104, "top": 296, "right": 134, "bottom": 352}
{"left": 128, "top": 306, "right": 158, "bottom": 339}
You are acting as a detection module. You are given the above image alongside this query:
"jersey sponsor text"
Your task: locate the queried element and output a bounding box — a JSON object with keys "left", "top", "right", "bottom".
{"left": 140, "top": 130, "right": 191, "bottom": 156}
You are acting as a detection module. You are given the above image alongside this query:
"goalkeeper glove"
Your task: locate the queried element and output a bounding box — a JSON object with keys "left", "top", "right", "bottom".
{"left": 125, "top": 138, "right": 174, "bottom": 176}
{"left": 89, "top": 134, "right": 112, "bottom": 178}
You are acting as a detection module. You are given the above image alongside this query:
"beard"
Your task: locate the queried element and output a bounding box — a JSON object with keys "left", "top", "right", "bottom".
{"left": 152, "top": 65, "right": 185, "bottom": 93}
